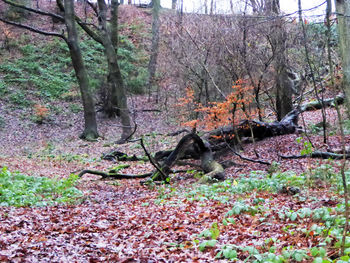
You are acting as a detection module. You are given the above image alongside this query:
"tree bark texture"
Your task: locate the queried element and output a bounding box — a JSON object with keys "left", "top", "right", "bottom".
{"left": 148, "top": 0, "right": 161, "bottom": 101}
{"left": 336, "top": 0, "right": 350, "bottom": 117}
{"left": 150, "top": 133, "right": 225, "bottom": 182}
{"left": 266, "top": 0, "right": 293, "bottom": 121}
{"left": 97, "top": 0, "right": 132, "bottom": 143}
{"left": 206, "top": 108, "right": 300, "bottom": 145}
{"left": 64, "top": 0, "right": 99, "bottom": 140}
{"left": 172, "top": 0, "right": 177, "bottom": 9}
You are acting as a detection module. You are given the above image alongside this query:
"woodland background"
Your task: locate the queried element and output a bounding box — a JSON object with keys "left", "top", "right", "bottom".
{"left": 1, "top": 0, "right": 350, "bottom": 262}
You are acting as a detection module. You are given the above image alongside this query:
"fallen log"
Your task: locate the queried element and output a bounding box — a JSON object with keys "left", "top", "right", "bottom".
{"left": 154, "top": 109, "right": 302, "bottom": 165}
{"left": 299, "top": 94, "right": 345, "bottom": 112}
{"left": 150, "top": 133, "right": 225, "bottom": 182}
{"left": 207, "top": 108, "right": 301, "bottom": 144}
{"left": 280, "top": 151, "right": 350, "bottom": 160}
{"left": 102, "top": 150, "right": 148, "bottom": 162}
{"left": 78, "top": 107, "right": 306, "bottom": 183}
{"left": 78, "top": 164, "right": 153, "bottom": 179}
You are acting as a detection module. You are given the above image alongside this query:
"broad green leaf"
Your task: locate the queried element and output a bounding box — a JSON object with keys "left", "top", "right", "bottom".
{"left": 311, "top": 247, "right": 319, "bottom": 257}
{"left": 210, "top": 222, "right": 220, "bottom": 240}
{"left": 291, "top": 212, "right": 298, "bottom": 221}
{"left": 294, "top": 252, "right": 304, "bottom": 262}
{"left": 312, "top": 257, "right": 323, "bottom": 263}
{"left": 223, "top": 248, "right": 237, "bottom": 259}
{"left": 344, "top": 247, "right": 350, "bottom": 255}
{"left": 198, "top": 240, "right": 217, "bottom": 252}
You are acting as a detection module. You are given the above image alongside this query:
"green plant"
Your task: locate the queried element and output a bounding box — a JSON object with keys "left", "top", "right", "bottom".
{"left": 309, "top": 121, "right": 330, "bottom": 135}
{"left": 69, "top": 103, "right": 82, "bottom": 113}
{"left": 0, "top": 167, "right": 83, "bottom": 207}
{"left": 0, "top": 42, "right": 75, "bottom": 101}
{"left": 226, "top": 201, "right": 259, "bottom": 216}
{"left": 199, "top": 222, "right": 220, "bottom": 240}
{"left": 0, "top": 116, "right": 5, "bottom": 129}
{"left": 0, "top": 79, "right": 8, "bottom": 96}
{"left": 296, "top": 136, "right": 313, "bottom": 155}
{"left": 9, "top": 91, "right": 31, "bottom": 107}
{"left": 216, "top": 245, "right": 238, "bottom": 260}
{"left": 198, "top": 239, "right": 217, "bottom": 252}
{"left": 117, "top": 35, "right": 148, "bottom": 94}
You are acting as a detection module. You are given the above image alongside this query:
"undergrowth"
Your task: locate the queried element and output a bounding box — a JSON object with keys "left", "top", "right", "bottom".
{"left": 0, "top": 167, "right": 83, "bottom": 207}
{"left": 0, "top": 30, "right": 148, "bottom": 108}
{"left": 155, "top": 168, "right": 350, "bottom": 262}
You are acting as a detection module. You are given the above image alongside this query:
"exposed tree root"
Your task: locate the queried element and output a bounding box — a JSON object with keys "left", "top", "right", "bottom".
{"left": 149, "top": 133, "right": 225, "bottom": 182}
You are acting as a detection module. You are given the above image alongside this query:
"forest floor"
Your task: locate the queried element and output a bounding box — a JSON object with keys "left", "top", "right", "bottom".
{"left": 1, "top": 2, "right": 350, "bottom": 262}
{"left": 0, "top": 92, "right": 349, "bottom": 262}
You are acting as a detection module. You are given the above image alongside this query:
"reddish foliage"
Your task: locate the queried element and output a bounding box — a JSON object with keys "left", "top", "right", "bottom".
{"left": 178, "top": 80, "right": 259, "bottom": 131}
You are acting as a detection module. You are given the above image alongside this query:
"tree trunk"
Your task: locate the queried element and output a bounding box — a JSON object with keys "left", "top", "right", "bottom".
{"left": 111, "top": 0, "right": 119, "bottom": 49}
{"left": 204, "top": 0, "right": 208, "bottom": 14}
{"left": 98, "top": 0, "right": 132, "bottom": 143}
{"left": 172, "top": 0, "right": 177, "bottom": 9}
{"left": 266, "top": 0, "right": 292, "bottom": 121}
{"left": 336, "top": 0, "right": 350, "bottom": 117}
{"left": 210, "top": 0, "right": 215, "bottom": 15}
{"left": 64, "top": 0, "right": 99, "bottom": 140}
{"left": 147, "top": 0, "right": 160, "bottom": 102}
{"left": 230, "top": 0, "right": 234, "bottom": 13}
{"left": 206, "top": 108, "right": 300, "bottom": 145}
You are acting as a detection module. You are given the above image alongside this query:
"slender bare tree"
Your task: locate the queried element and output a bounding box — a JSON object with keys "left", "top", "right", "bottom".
{"left": 97, "top": 0, "right": 132, "bottom": 143}
{"left": 64, "top": 0, "right": 99, "bottom": 140}
{"left": 148, "top": 0, "right": 161, "bottom": 102}
{"left": 336, "top": 0, "right": 350, "bottom": 117}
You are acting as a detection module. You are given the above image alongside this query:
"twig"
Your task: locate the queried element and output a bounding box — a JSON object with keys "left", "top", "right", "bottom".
{"left": 1, "top": 0, "right": 64, "bottom": 21}
{"left": 0, "top": 17, "right": 67, "bottom": 41}
{"left": 279, "top": 151, "right": 350, "bottom": 160}
{"left": 139, "top": 137, "right": 168, "bottom": 180}
{"left": 167, "top": 129, "right": 189, "bottom": 136}
{"left": 232, "top": 150, "right": 271, "bottom": 165}
{"left": 78, "top": 169, "right": 152, "bottom": 179}
{"left": 220, "top": 130, "right": 271, "bottom": 165}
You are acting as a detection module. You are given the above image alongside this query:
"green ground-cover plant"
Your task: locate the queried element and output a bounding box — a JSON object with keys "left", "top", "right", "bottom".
{"left": 0, "top": 167, "right": 83, "bottom": 207}
{"left": 153, "top": 170, "right": 306, "bottom": 206}
{"left": 0, "top": 30, "right": 148, "bottom": 108}
{"left": 0, "top": 41, "right": 76, "bottom": 103}
{"left": 117, "top": 35, "right": 148, "bottom": 94}
{"left": 154, "top": 166, "right": 350, "bottom": 261}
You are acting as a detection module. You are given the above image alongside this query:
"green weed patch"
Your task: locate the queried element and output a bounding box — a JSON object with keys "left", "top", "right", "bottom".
{"left": 0, "top": 167, "right": 83, "bottom": 207}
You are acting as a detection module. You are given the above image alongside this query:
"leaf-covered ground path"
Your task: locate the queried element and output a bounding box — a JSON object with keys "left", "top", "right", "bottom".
{"left": 0, "top": 95, "right": 349, "bottom": 262}
{"left": 0, "top": 173, "right": 341, "bottom": 262}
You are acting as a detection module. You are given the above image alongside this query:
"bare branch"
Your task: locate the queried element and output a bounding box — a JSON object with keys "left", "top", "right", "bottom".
{"left": 55, "top": 0, "right": 103, "bottom": 45}
{"left": 0, "top": 17, "right": 67, "bottom": 41}
{"left": 1, "top": 0, "right": 64, "bottom": 21}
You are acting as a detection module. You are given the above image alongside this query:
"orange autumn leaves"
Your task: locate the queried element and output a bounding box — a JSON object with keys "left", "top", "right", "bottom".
{"left": 177, "top": 80, "right": 259, "bottom": 131}
{"left": 33, "top": 104, "right": 49, "bottom": 124}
